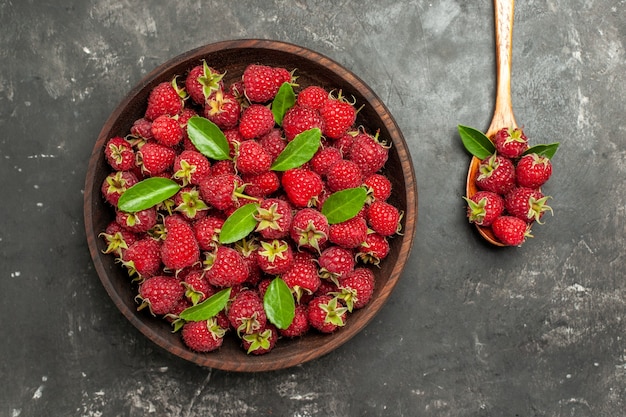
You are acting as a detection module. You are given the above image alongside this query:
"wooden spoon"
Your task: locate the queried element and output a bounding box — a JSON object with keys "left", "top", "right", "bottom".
{"left": 466, "top": 0, "right": 517, "bottom": 246}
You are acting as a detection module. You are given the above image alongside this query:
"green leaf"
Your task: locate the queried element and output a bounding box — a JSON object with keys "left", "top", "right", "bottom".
{"left": 321, "top": 187, "right": 368, "bottom": 224}
{"left": 219, "top": 203, "right": 259, "bottom": 244}
{"left": 270, "top": 128, "right": 321, "bottom": 171}
{"left": 117, "top": 177, "right": 181, "bottom": 212}
{"left": 179, "top": 288, "right": 232, "bottom": 322}
{"left": 263, "top": 277, "right": 295, "bottom": 330}
{"left": 187, "top": 116, "right": 231, "bottom": 161}
{"left": 458, "top": 125, "right": 496, "bottom": 159}
{"left": 272, "top": 82, "right": 296, "bottom": 126}
{"left": 523, "top": 142, "right": 560, "bottom": 159}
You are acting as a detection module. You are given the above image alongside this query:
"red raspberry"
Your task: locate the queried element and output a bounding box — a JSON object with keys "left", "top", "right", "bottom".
{"left": 491, "top": 215, "right": 532, "bottom": 246}
{"left": 144, "top": 79, "right": 185, "bottom": 121}
{"left": 326, "top": 159, "right": 363, "bottom": 192}
{"left": 318, "top": 245, "right": 355, "bottom": 284}
{"left": 307, "top": 295, "right": 347, "bottom": 333}
{"left": 210, "top": 159, "right": 236, "bottom": 176}
{"left": 193, "top": 215, "right": 225, "bottom": 252}
{"left": 137, "top": 275, "right": 185, "bottom": 316}
{"left": 282, "top": 256, "right": 321, "bottom": 302}
{"left": 185, "top": 61, "right": 225, "bottom": 105}
{"left": 151, "top": 114, "right": 184, "bottom": 147}
{"left": 160, "top": 215, "right": 200, "bottom": 271}
{"left": 356, "top": 232, "right": 390, "bottom": 266}
{"left": 310, "top": 146, "right": 342, "bottom": 177}
{"left": 182, "top": 268, "right": 215, "bottom": 305}
{"left": 279, "top": 304, "right": 310, "bottom": 338}
{"left": 363, "top": 173, "right": 392, "bottom": 202}
{"left": 290, "top": 208, "right": 330, "bottom": 253}
{"left": 256, "top": 239, "right": 294, "bottom": 274}
{"left": 463, "top": 191, "right": 504, "bottom": 227}
{"left": 115, "top": 207, "right": 157, "bottom": 234}
{"left": 121, "top": 237, "right": 162, "bottom": 279}
{"left": 243, "top": 64, "right": 292, "bottom": 103}
{"left": 203, "top": 89, "right": 240, "bottom": 129}
{"left": 181, "top": 318, "right": 226, "bottom": 352}
{"left": 199, "top": 173, "right": 245, "bottom": 211}
{"left": 227, "top": 289, "right": 267, "bottom": 336}
{"left": 281, "top": 168, "right": 324, "bottom": 208}
{"left": 235, "top": 139, "right": 272, "bottom": 175}
{"left": 101, "top": 170, "right": 139, "bottom": 206}
{"left": 504, "top": 187, "right": 553, "bottom": 224}
{"left": 238, "top": 104, "right": 276, "bottom": 140}
{"left": 258, "top": 128, "right": 287, "bottom": 161}
{"left": 205, "top": 245, "right": 249, "bottom": 287}
{"left": 319, "top": 93, "right": 356, "bottom": 139}
{"left": 333, "top": 132, "right": 356, "bottom": 156}
{"left": 254, "top": 198, "right": 293, "bottom": 240}
{"left": 515, "top": 153, "right": 553, "bottom": 189}
{"left": 173, "top": 150, "right": 212, "bottom": 186}
{"left": 329, "top": 216, "right": 368, "bottom": 249}
{"left": 242, "top": 171, "right": 281, "bottom": 198}
{"left": 104, "top": 137, "right": 135, "bottom": 171}
{"left": 241, "top": 324, "right": 279, "bottom": 355}
{"left": 137, "top": 141, "right": 177, "bottom": 175}
{"left": 282, "top": 104, "right": 325, "bottom": 141}
{"left": 100, "top": 221, "right": 139, "bottom": 257}
{"left": 475, "top": 154, "right": 516, "bottom": 195}
{"left": 366, "top": 200, "right": 402, "bottom": 237}
{"left": 172, "top": 186, "right": 209, "bottom": 221}
{"left": 493, "top": 127, "right": 528, "bottom": 159}
{"left": 337, "top": 267, "right": 375, "bottom": 311}
{"left": 297, "top": 85, "right": 329, "bottom": 110}
{"left": 130, "top": 117, "right": 153, "bottom": 140}
{"left": 348, "top": 131, "right": 389, "bottom": 177}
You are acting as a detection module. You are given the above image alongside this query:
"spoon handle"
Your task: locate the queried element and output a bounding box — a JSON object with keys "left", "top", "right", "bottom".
{"left": 486, "top": 0, "right": 517, "bottom": 137}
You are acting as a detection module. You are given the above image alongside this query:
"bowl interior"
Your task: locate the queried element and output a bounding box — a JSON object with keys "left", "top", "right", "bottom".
{"left": 84, "top": 39, "right": 417, "bottom": 372}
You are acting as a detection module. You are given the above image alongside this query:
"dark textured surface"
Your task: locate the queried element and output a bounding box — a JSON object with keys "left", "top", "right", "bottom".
{"left": 1, "top": 1, "right": 624, "bottom": 416}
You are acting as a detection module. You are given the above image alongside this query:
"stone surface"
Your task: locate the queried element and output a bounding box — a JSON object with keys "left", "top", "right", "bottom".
{"left": 1, "top": 1, "right": 624, "bottom": 416}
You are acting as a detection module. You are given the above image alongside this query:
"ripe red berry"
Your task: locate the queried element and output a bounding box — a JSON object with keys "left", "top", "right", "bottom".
{"left": 243, "top": 64, "right": 292, "bottom": 103}
{"left": 515, "top": 153, "right": 553, "bottom": 189}
{"left": 205, "top": 246, "right": 249, "bottom": 287}
{"left": 318, "top": 245, "right": 355, "bottom": 284}
{"left": 254, "top": 198, "right": 293, "bottom": 240}
{"left": 337, "top": 267, "right": 375, "bottom": 311}
{"left": 329, "top": 216, "right": 368, "bottom": 249}
{"left": 104, "top": 137, "right": 135, "bottom": 171}
{"left": 137, "top": 275, "right": 185, "bottom": 316}
{"left": 366, "top": 200, "right": 402, "bottom": 237}
{"left": 227, "top": 289, "right": 267, "bottom": 336}
{"left": 290, "top": 208, "right": 330, "bottom": 253}
{"left": 161, "top": 215, "right": 200, "bottom": 271}
{"left": 238, "top": 104, "right": 275, "bottom": 140}
{"left": 137, "top": 141, "right": 177, "bottom": 175}
{"left": 121, "top": 237, "right": 162, "bottom": 279}
{"left": 101, "top": 170, "right": 139, "bottom": 206}
{"left": 151, "top": 114, "right": 184, "bottom": 147}
{"left": 144, "top": 79, "right": 185, "bottom": 121}
{"left": 185, "top": 61, "right": 225, "bottom": 105}
{"left": 282, "top": 104, "right": 325, "bottom": 141}
{"left": 319, "top": 94, "right": 356, "bottom": 139}
{"left": 235, "top": 139, "right": 272, "bottom": 175}
{"left": 193, "top": 215, "right": 225, "bottom": 252}
{"left": 173, "top": 150, "right": 212, "bottom": 186}
{"left": 297, "top": 85, "right": 329, "bottom": 110}
{"left": 475, "top": 154, "right": 516, "bottom": 195}
{"left": 282, "top": 256, "right": 321, "bottom": 303}
{"left": 356, "top": 232, "right": 390, "bottom": 266}
{"left": 281, "top": 168, "right": 324, "bottom": 208}
{"left": 181, "top": 318, "right": 226, "bottom": 352}
{"left": 491, "top": 215, "right": 532, "bottom": 246}
{"left": 203, "top": 89, "right": 241, "bottom": 130}
{"left": 279, "top": 304, "right": 310, "bottom": 338}
{"left": 348, "top": 131, "right": 389, "bottom": 177}
{"left": 310, "top": 146, "right": 343, "bottom": 177}
{"left": 504, "top": 187, "right": 553, "bottom": 224}
{"left": 241, "top": 324, "right": 279, "bottom": 355}
{"left": 363, "top": 173, "right": 392, "bottom": 202}
{"left": 256, "top": 239, "right": 294, "bottom": 274}
{"left": 463, "top": 191, "right": 504, "bottom": 227}
{"left": 307, "top": 295, "right": 348, "bottom": 333}
{"left": 326, "top": 159, "right": 363, "bottom": 192}
{"left": 493, "top": 127, "right": 528, "bottom": 159}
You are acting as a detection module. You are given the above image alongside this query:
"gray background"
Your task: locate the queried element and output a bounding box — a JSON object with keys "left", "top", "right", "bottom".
{"left": 1, "top": 0, "right": 625, "bottom": 416}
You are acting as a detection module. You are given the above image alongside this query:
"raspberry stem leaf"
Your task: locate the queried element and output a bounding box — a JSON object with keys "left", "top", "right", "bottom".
{"left": 187, "top": 116, "right": 231, "bottom": 161}
{"left": 272, "top": 82, "right": 296, "bottom": 126}
{"left": 321, "top": 187, "right": 367, "bottom": 224}
{"left": 523, "top": 142, "right": 560, "bottom": 159}
{"left": 117, "top": 177, "right": 181, "bottom": 212}
{"left": 270, "top": 128, "right": 321, "bottom": 171}
{"left": 263, "top": 277, "right": 296, "bottom": 330}
{"left": 219, "top": 203, "right": 260, "bottom": 244}
{"left": 179, "top": 287, "right": 231, "bottom": 322}
{"left": 458, "top": 124, "right": 496, "bottom": 159}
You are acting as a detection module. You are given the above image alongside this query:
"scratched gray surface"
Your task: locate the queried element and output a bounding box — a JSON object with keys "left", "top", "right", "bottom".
{"left": 1, "top": 0, "right": 625, "bottom": 416}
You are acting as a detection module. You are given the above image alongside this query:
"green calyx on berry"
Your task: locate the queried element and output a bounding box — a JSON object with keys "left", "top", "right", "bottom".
{"left": 198, "top": 60, "right": 225, "bottom": 100}
{"left": 173, "top": 159, "right": 197, "bottom": 186}
{"left": 258, "top": 239, "right": 290, "bottom": 263}
{"left": 527, "top": 195, "right": 553, "bottom": 224}
{"left": 320, "top": 296, "right": 348, "bottom": 327}
{"left": 171, "top": 75, "right": 189, "bottom": 101}
{"left": 242, "top": 328, "right": 273, "bottom": 354}
{"left": 477, "top": 154, "right": 500, "bottom": 180}
{"left": 331, "top": 287, "right": 358, "bottom": 312}
{"left": 504, "top": 127, "right": 526, "bottom": 144}
{"left": 462, "top": 196, "right": 489, "bottom": 224}
{"left": 174, "top": 188, "right": 209, "bottom": 218}
{"left": 254, "top": 203, "right": 285, "bottom": 233}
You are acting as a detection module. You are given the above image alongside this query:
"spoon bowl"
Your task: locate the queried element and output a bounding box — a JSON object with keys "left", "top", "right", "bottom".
{"left": 466, "top": 0, "right": 517, "bottom": 246}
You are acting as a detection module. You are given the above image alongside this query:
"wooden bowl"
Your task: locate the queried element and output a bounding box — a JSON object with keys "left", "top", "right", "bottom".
{"left": 84, "top": 39, "right": 417, "bottom": 372}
